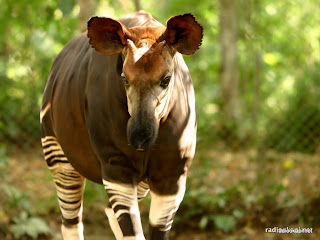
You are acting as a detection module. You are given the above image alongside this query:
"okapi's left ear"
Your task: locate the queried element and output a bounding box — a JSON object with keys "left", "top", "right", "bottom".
{"left": 87, "top": 17, "right": 129, "bottom": 55}
{"left": 164, "top": 14, "right": 203, "bottom": 55}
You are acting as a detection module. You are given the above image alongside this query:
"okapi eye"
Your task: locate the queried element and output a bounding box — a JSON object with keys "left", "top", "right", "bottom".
{"left": 121, "top": 73, "right": 130, "bottom": 87}
{"left": 160, "top": 75, "right": 171, "bottom": 88}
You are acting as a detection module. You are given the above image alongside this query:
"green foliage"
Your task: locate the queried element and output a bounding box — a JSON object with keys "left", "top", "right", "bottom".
{"left": 199, "top": 213, "right": 240, "bottom": 232}
{"left": 0, "top": 0, "right": 319, "bottom": 151}
{"left": 84, "top": 179, "right": 107, "bottom": 204}
{"left": 180, "top": 154, "right": 243, "bottom": 231}
{"left": 0, "top": 145, "right": 9, "bottom": 177}
{"left": 10, "top": 212, "right": 52, "bottom": 239}
{"left": 0, "top": 0, "right": 78, "bottom": 145}
{"left": 1, "top": 183, "right": 52, "bottom": 239}
{"left": 0, "top": 146, "right": 51, "bottom": 239}
{"left": 178, "top": 148, "right": 318, "bottom": 233}
{"left": 264, "top": 64, "right": 320, "bottom": 153}
{"left": 141, "top": 0, "right": 320, "bottom": 152}
{"left": 212, "top": 215, "right": 236, "bottom": 233}
{"left": 3, "top": 185, "right": 32, "bottom": 213}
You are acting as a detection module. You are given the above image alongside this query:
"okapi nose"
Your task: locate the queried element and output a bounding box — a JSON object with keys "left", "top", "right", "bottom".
{"left": 127, "top": 118, "right": 158, "bottom": 151}
{"left": 129, "top": 128, "right": 153, "bottom": 150}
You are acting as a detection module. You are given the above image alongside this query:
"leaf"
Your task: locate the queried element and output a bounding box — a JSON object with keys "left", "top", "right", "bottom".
{"left": 232, "top": 209, "right": 245, "bottom": 219}
{"left": 57, "top": 0, "right": 76, "bottom": 16}
{"left": 283, "top": 158, "right": 295, "bottom": 169}
{"left": 199, "top": 216, "right": 209, "bottom": 229}
{"left": 10, "top": 214, "right": 52, "bottom": 239}
{"left": 213, "top": 215, "right": 236, "bottom": 233}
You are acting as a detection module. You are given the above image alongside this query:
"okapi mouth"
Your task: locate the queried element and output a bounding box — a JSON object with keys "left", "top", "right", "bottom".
{"left": 136, "top": 148, "right": 145, "bottom": 152}
{"left": 127, "top": 116, "right": 159, "bottom": 151}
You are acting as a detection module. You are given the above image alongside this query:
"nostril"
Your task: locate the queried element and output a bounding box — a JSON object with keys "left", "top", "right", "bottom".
{"left": 127, "top": 116, "right": 159, "bottom": 151}
{"left": 127, "top": 125, "right": 154, "bottom": 150}
{"left": 133, "top": 132, "right": 152, "bottom": 149}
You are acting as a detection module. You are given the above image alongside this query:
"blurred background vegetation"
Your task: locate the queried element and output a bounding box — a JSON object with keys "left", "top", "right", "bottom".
{"left": 1, "top": 0, "right": 320, "bottom": 239}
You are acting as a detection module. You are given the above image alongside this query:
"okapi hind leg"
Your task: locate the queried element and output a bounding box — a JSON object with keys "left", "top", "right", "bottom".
{"left": 42, "top": 136, "right": 86, "bottom": 240}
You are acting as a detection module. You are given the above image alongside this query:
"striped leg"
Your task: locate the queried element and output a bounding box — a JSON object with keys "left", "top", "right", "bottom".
{"left": 103, "top": 180, "right": 145, "bottom": 240}
{"left": 105, "top": 203, "right": 123, "bottom": 240}
{"left": 149, "top": 176, "right": 186, "bottom": 240}
{"left": 42, "top": 136, "right": 86, "bottom": 240}
{"left": 137, "top": 180, "right": 149, "bottom": 202}
{"left": 104, "top": 180, "right": 149, "bottom": 240}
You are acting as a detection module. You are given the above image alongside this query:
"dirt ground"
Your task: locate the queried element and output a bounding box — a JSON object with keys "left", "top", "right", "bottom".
{"left": 3, "top": 144, "right": 320, "bottom": 240}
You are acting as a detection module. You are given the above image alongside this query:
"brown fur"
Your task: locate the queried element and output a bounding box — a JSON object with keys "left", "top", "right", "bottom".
{"left": 41, "top": 10, "right": 202, "bottom": 193}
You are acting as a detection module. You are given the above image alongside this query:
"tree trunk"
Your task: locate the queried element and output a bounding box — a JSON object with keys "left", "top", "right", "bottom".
{"left": 78, "top": 0, "right": 96, "bottom": 32}
{"left": 133, "top": 0, "right": 141, "bottom": 11}
{"left": 219, "top": 0, "right": 240, "bottom": 143}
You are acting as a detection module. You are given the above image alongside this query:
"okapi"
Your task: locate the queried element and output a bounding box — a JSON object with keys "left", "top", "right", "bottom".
{"left": 40, "top": 11, "right": 203, "bottom": 240}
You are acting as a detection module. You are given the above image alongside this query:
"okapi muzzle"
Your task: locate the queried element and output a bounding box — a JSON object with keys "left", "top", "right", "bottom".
{"left": 127, "top": 106, "right": 159, "bottom": 151}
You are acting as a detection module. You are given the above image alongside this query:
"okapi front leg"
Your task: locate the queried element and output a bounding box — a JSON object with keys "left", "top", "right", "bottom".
{"left": 103, "top": 180, "right": 145, "bottom": 240}
{"left": 149, "top": 176, "right": 186, "bottom": 240}
{"left": 105, "top": 202, "right": 123, "bottom": 240}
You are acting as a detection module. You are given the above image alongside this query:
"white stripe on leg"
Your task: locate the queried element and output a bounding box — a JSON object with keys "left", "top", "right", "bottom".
{"left": 137, "top": 181, "right": 149, "bottom": 201}
{"left": 123, "top": 234, "right": 145, "bottom": 240}
{"left": 149, "top": 177, "right": 186, "bottom": 231}
{"left": 103, "top": 180, "right": 140, "bottom": 218}
{"left": 61, "top": 223, "right": 84, "bottom": 240}
{"left": 105, "top": 206, "right": 123, "bottom": 240}
{"left": 103, "top": 179, "right": 145, "bottom": 240}
{"left": 42, "top": 136, "right": 85, "bottom": 240}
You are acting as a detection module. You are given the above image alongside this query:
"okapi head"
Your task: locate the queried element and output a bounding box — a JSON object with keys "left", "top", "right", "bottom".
{"left": 87, "top": 14, "right": 203, "bottom": 151}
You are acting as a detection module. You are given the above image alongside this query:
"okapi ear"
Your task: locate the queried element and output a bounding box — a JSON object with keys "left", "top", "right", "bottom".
{"left": 87, "top": 17, "right": 128, "bottom": 55}
{"left": 164, "top": 14, "right": 203, "bottom": 55}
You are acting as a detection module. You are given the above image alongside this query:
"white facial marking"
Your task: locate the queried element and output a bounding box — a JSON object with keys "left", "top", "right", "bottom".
{"left": 125, "top": 86, "right": 138, "bottom": 116}
{"left": 126, "top": 39, "right": 150, "bottom": 63}
{"left": 176, "top": 55, "right": 197, "bottom": 159}
{"left": 125, "top": 73, "right": 174, "bottom": 120}
{"left": 154, "top": 72, "right": 175, "bottom": 120}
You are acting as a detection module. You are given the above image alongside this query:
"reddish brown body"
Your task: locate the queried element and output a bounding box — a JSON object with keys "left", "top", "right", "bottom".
{"left": 41, "top": 11, "right": 203, "bottom": 240}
